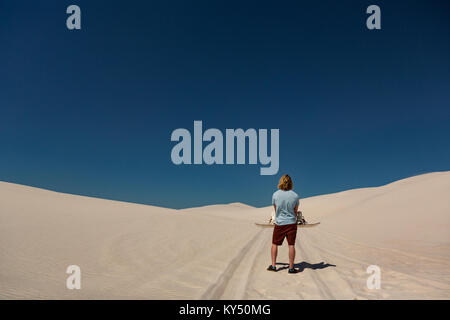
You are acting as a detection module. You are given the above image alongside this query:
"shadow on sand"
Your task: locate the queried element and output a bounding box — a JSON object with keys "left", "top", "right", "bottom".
{"left": 276, "top": 261, "right": 336, "bottom": 272}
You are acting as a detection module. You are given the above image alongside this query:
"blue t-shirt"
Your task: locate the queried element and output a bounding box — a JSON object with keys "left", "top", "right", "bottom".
{"left": 272, "top": 190, "right": 299, "bottom": 225}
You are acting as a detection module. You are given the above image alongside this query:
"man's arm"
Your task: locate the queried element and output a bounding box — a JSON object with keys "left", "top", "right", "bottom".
{"left": 294, "top": 198, "right": 300, "bottom": 218}
{"left": 294, "top": 205, "right": 299, "bottom": 219}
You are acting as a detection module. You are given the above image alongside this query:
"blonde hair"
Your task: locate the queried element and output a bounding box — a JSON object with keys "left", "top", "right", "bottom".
{"left": 278, "top": 174, "right": 293, "bottom": 191}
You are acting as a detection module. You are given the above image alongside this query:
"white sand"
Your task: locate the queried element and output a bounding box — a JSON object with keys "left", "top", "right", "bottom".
{"left": 1, "top": 172, "right": 449, "bottom": 299}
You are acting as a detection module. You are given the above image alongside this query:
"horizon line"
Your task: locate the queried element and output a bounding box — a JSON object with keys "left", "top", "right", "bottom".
{"left": 1, "top": 170, "right": 448, "bottom": 210}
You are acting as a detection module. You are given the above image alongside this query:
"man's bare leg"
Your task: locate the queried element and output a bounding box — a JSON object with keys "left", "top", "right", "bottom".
{"left": 271, "top": 244, "right": 278, "bottom": 267}
{"left": 289, "top": 245, "right": 295, "bottom": 269}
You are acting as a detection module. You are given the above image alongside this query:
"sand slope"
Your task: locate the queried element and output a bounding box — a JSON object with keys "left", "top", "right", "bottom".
{"left": 1, "top": 172, "right": 449, "bottom": 299}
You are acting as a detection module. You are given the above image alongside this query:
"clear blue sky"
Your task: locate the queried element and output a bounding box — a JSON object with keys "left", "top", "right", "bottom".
{"left": 1, "top": 0, "right": 449, "bottom": 208}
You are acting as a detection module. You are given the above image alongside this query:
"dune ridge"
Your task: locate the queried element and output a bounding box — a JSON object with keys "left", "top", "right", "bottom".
{"left": 1, "top": 172, "right": 449, "bottom": 299}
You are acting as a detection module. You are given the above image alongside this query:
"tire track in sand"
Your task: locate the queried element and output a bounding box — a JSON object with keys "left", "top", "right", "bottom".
{"left": 296, "top": 234, "right": 336, "bottom": 299}
{"left": 201, "top": 229, "right": 267, "bottom": 299}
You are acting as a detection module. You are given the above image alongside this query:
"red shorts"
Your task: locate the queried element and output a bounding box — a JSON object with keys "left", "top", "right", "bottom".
{"left": 272, "top": 223, "right": 297, "bottom": 246}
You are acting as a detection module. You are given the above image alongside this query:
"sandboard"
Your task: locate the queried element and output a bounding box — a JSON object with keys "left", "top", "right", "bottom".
{"left": 255, "top": 222, "right": 320, "bottom": 228}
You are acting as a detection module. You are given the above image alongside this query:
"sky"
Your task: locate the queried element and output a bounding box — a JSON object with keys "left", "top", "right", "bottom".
{"left": 1, "top": 0, "right": 449, "bottom": 209}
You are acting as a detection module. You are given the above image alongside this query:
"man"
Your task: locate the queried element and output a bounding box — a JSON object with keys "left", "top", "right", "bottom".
{"left": 267, "top": 174, "right": 299, "bottom": 274}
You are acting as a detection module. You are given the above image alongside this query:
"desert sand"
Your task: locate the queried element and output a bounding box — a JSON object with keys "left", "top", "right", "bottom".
{"left": 1, "top": 172, "right": 449, "bottom": 299}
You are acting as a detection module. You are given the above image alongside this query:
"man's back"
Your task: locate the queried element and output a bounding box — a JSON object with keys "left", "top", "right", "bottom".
{"left": 272, "top": 190, "right": 299, "bottom": 225}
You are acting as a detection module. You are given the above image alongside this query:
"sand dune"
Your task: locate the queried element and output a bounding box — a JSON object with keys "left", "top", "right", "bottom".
{"left": 1, "top": 172, "right": 449, "bottom": 299}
